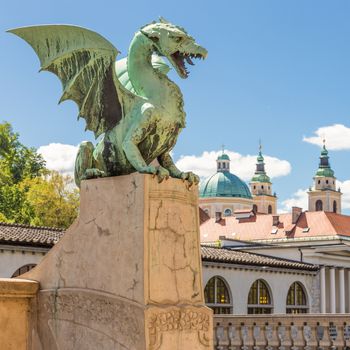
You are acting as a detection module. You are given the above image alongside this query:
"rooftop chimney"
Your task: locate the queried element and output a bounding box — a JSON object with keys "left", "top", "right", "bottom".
{"left": 292, "top": 207, "right": 302, "bottom": 224}
{"left": 272, "top": 215, "right": 279, "bottom": 226}
{"left": 215, "top": 212, "right": 222, "bottom": 223}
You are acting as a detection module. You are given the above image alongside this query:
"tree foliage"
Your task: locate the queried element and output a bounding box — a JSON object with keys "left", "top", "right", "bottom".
{"left": 0, "top": 122, "right": 79, "bottom": 228}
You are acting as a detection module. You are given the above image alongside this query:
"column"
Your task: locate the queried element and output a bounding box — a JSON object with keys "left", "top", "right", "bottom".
{"left": 339, "top": 268, "right": 345, "bottom": 313}
{"left": 348, "top": 269, "right": 350, "bottom": 313}
{"left": 320, "top": 266, "right": 326, "bottom": 313}
{"left": 329, "top": 267, "right": 336, "bottom": 313}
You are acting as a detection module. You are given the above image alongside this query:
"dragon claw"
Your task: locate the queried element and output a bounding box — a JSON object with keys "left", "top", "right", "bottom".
{"left": 139, "top": 165, "right": 170, "bottom": 183}
{"left": 83, "top": 168, "right": 105, "bottom": 179}
{"left": 180, "top": 171, "right": 200, "bottom": 187}
{"left": 156, "top": 167, "right": 170, "bottom": 183}
{"left": 139, "top": 165, "right": 157, "bottom": 175}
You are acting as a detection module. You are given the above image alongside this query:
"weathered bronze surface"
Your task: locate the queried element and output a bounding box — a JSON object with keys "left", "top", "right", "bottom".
{"left": 9, "top": 18, "right": 207, "bottom": 187}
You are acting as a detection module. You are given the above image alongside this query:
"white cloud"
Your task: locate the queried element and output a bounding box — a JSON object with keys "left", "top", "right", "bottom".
{"left": 38, "top": 143, "right": 78, "bottom": 176}
{"left": 338, "top": 179, "right": 350, "bottom": 210}
{"left": 280, "top": 188, "right": 309, "bottom": 213}
{"left": 303, "top": 124, "right": 350, "bottom": 150}
{"left": 280, "top": 179, "right": 350, "bottom": 213}
{"left": 175, "top": 150, "right": 291, "bottom": 181}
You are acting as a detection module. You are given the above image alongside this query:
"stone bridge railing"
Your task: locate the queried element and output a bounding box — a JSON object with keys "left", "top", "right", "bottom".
{"left": 213, "top": 314, "right": 350, "bottom": 349}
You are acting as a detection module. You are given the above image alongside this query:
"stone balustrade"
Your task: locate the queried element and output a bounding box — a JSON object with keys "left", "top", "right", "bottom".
{"left": 213, "top": 314, "right": 350, "bottom": 350}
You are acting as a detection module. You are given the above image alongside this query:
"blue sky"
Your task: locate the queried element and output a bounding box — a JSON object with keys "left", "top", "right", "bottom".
{"left": 1, "top": 0, "right": 350, "bottom": 212}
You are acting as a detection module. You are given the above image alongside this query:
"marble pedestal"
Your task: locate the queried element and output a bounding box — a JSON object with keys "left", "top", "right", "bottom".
{"left": 25, "top": 174, "right": 213, "bottom": 350}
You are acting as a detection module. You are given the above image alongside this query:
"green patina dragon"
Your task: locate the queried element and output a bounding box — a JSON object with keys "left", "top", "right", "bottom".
{"left": 9, "top": 18, "right": 207, "bottom": 187}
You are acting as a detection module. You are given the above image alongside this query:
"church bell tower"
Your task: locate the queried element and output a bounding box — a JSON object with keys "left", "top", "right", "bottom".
{"left": 250, "top": 145, "right": 277, "bottom": 214}
{"left": 308, "top": 142, "right": 342, "bottom": 213}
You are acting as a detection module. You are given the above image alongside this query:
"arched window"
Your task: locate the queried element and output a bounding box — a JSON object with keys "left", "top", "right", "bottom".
{"left": 11, "top": 264, "right": 37, "bottom": 278}
{"left": 224, "top": 208, "right": 232, "bottom": 217}
{"left": 247, "top": 279, "right": 273, "bottom": 314}
{"left": 333, "top": 201, "right": 337, "bottom": 213}
{"left": 253, "top": 204, "right": 258, "bottom": 213}
{"left": 316, "top": 200, "right": 323, "bottom": 211}
{"left": 204, "top": 276, "right": 232, "bottom": 314}
{"left": 204, "top": 208, "right": 210, "bottom": 215}
{"left": 268, "top": 205, "right": 272, "bottom": 214}
{"left": 286, "top": 282, "right": 308, "bottom": 314}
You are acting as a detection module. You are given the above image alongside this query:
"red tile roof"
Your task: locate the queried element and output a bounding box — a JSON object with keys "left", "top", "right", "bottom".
{"left": 200, "top": 211, "right": 350, "bottom": 242}
{"left": 0, "top": 222, "right": 64, "bottom": 247}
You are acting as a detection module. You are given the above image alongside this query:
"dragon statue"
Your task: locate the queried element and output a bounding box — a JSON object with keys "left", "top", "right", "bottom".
{"left": 9, "top": 18, "right": 207, "bottom": 187}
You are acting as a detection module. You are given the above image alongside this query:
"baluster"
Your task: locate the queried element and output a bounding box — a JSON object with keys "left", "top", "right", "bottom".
{"left": 316, "top": 324, "right": 324, "bottom": 350}
{"left": 290, "top": 325, "right": 299, "bottom": 350}
{"left": 328, "top": 323, "right": 338, "bottom": 350}
{"left": 253, "top": 325, "right": 261, "bottom": 350}
{"left": 265, "top": 323, "right": 279, "bottom": 350}
{"left": 241, "top": 324, "right": 255, "bottom": 350}
{"left": 241, "top": 325, "right": 250, "bottom": 350}
{"left": 303, "top": 325, "right": 312, "bottom": 350}
{"left": 343, "top": 323, "right": 350, "bottom": 350}
{"left": 265, "top": 324, "right": 274, "bottom": 350}
{"left": 215, "top": 323, "right": 226, "bottom": 350}
{"left": 228, "top": 324, "right": 240, "bottom": 350}
{"left": 335, "top": 322, "right": 347, "bottom": 350}
{"left": 278, "top": 325, "right": 287, "bottom": 350}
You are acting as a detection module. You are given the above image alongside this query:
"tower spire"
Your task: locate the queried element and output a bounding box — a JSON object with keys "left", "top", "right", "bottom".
{"left": 308, "top": 145, "right": 341, "bottom": 213}
{"left": 316, "top": 141, "right": 334, "bottom": 177}
{"left": 254, "top": 142, "right": 268, "bottom": 179}
{"left": 250, "top": 144, "right": 276, "bottom": 214}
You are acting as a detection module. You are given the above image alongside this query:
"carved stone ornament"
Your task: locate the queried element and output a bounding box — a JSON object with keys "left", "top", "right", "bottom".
{"left": 147, "top": 308, "right": 211, "bottom": 350}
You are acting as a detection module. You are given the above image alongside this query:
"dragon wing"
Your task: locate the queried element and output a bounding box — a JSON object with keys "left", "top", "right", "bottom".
{"left": 9, "top": 25, "right": 134, "bottom": 137}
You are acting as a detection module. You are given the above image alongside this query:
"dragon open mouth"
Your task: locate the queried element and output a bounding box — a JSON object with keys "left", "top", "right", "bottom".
{"left": 170, "top": 51, "right": 204, "bottom": 78}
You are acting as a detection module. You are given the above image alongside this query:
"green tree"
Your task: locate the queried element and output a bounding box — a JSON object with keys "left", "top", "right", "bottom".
{"left": 0, "top": 122, "right": 45, "bottom": 184}
{"left": 0, "top": 121, "right": 79, "bottom": 228}
{"left": 21, "top": 172, "right": 79, "bottom": 228}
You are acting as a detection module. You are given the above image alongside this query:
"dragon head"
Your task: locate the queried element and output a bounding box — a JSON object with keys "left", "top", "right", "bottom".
{"left": 141, "top": 18, "right": 207, "bottom": 79}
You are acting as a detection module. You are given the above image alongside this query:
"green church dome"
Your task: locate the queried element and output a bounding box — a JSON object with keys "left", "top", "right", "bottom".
{"left": 200, "top": 171, "right": 252, "bottom": 199}
{"left": 315, "top": 167, "right": 334, "bottom": 177}
{"left": 251, "top": 150, "right": 271, "bottom": 183}
{"left": 251, "top": 173, "right": 271, "bottom": 183}
{"left": 217, "top": 153, "right": 230, "bottom": 161}
{"left": 315, "top": 145, "right": 335, "bottom": 178}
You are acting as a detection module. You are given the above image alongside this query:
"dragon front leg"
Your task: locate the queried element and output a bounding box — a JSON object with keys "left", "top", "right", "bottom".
{"left": 158, "top": 152, "right": 200, "bottom": 187}
{"left": 122, "top": 105, "right": 170, "bottom": 183}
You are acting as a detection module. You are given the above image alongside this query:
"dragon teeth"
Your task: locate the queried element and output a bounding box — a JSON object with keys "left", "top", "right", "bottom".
{"left": 185, "top": 56, "right": 195, "bottom": 66}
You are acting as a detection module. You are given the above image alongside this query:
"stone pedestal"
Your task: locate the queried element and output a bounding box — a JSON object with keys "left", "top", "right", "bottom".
{"left": 24, "top": 174, "right": 213, "bottom": 350}
{"left": 0, "top": 279, "right": 39, "bottom": 350}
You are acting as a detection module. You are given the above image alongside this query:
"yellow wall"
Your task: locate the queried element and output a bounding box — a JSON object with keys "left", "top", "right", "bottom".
{"left": 0, "top": 279, "right": 38, "bottom": 350}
